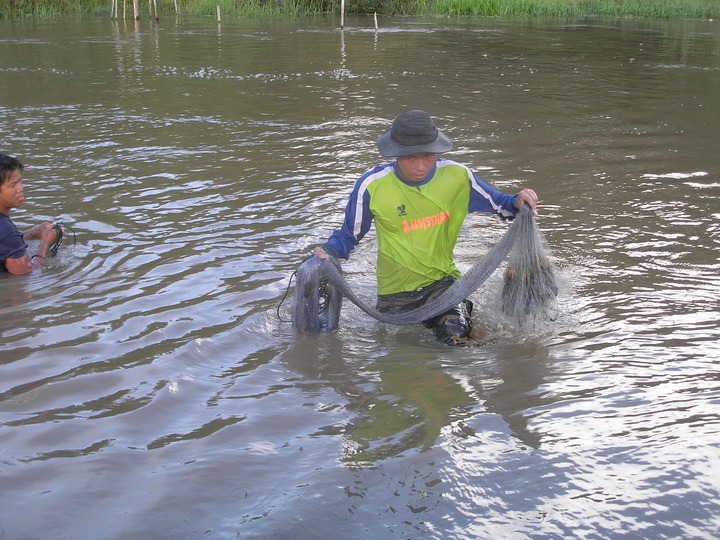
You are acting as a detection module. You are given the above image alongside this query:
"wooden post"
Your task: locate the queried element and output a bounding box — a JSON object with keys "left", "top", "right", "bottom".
{"left": 374, "top": 11, "right": 378, "bottom": 29}
{"left": 132, "top": 0, "right": 139, "bottom": 19}
{"left": 217, "top": 5, "right": 221, "bottom": 23}
{"left": 340, "top": 0, "right": 345, "bottom": 28}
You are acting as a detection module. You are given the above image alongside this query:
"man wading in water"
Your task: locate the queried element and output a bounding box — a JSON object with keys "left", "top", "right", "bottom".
{"left": 314, "top": 110, "right": 539, "bottom": 345}
{"left": 0, "top": 153, "right": 61, "bottom": 274}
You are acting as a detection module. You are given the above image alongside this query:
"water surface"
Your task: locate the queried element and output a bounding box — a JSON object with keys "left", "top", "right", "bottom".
{"left": 1, "top": 14, "right": 719, "bottom": 539}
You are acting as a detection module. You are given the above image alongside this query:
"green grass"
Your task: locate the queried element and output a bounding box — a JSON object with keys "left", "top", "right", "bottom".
{"left": 0, "top": 0, "right": 333, "bottom": 17}
{"left": 181, "top": 0, "right": 331, "bottom": 17}
{"left": 414, "top": 0, "right": 720, "bottom": 18}
{"left": 1, "top": 0, "right": 102, "bottom": 17}
{"left": 1, "top": 0, "right": 718, "bottom": 19}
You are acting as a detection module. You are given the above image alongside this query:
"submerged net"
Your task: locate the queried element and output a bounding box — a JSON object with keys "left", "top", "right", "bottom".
{"left": 291, "top": 255, "right": 344, "bottom": 333}
{"left": 291, "top": 204, "right": 558, "bottom": 333}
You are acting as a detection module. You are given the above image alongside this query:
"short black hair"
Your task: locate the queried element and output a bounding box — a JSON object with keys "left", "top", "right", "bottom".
{"left": 0, "top": 153, "right": 24, "bottom": 186}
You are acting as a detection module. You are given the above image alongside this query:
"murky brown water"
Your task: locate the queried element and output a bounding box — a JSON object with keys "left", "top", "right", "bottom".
{"left": 1, "top": 14, "right": 719, "bottom": 539}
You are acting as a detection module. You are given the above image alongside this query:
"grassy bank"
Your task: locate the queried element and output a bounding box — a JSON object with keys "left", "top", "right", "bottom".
{"left": 417, "top": 0, "right": 720, "bottom": 18}
{"left": 1, "top": 0, "right": 719, "bottom": 19}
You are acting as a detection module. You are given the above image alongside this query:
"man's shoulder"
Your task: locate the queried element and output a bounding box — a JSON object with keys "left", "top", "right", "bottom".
{"left": 436, "top": 158, "right": 470, "bottom": 172}
{"left": 434, "top": 159, "right": 473, "bottom": 187}
{"left": 0, "top": 214, "right": 25, "bottom": 252}
{"left": 362, "top": 162, "right": 395, "bottom": 179}
{"left": 355, "top": 163, "right": 396, "bottom": 190}
{"left": 0, "top": 213, "right": 18, "bottom": 236}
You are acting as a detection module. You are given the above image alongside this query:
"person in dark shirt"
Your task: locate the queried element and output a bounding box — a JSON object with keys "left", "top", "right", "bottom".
{"left": 0, "top": 153, "right": 60, "bottom": 274}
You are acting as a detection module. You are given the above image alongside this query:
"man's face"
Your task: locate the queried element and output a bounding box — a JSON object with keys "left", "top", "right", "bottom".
{"left": 0, "top": 169, "right": 24, "bottom": 212}
{"left": 396, "top": 153, "right": 437, "bottom": 183}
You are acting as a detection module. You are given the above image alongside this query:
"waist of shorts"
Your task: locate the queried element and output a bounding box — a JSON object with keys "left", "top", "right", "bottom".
{"left": 376, "top": 276, "right": 456, "bottom": 313}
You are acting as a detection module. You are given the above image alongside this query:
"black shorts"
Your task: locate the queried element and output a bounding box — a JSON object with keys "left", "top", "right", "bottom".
{"left": 376, "top": 277, "right": 474, "bottom": 346}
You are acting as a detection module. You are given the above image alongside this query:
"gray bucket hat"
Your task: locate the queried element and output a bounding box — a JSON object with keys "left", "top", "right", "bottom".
{"left": 376, "top": 110, "right": 453, "bottom": 157}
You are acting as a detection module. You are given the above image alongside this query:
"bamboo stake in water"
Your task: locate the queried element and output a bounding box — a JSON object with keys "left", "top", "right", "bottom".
{"left": 132, "top": 0, "right": 139, "bottom": 19}
{"left": 217, "top": 5, "right": 221, "bottom": 23}
{"left": 374, "top": 12, "right": 378, "bottom": 29}
{"left": 340, "top": 0, "right": 345, "bottom": 28}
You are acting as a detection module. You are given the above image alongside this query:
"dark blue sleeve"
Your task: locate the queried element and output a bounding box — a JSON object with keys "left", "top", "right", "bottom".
{"left": 323, "top": 174, "right": 375, "bottom": 260}
{"left": 467, "top": 172, "right": 519, "bottom": 220}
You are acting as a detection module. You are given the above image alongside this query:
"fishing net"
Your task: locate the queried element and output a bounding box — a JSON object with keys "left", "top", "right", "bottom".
{"left": 500, "top": 207, "right": 559, "bottom": 327}
{"left": 291, "top": 255, "right": 344, "bottom": 333}
{"left": 291, "top": 204, "right": 558, "bottom": 333}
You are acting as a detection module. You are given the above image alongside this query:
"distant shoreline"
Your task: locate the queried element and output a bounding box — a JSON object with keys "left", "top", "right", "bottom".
{"left": 2, "top": 0, "right": 719, "bottom": 20}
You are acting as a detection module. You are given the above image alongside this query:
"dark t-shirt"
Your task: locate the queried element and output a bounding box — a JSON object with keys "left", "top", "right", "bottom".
{"left": 0, "top": 213, "right": 27, "bottom": 272}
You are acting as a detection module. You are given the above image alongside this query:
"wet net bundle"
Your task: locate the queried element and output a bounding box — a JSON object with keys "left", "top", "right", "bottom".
{"left": 500, "top": 207, "right": 559, "bottom": 327}
{"left": 291, "top": 204, "right": 558, "bottom": 333}
{"left": 291, "top": 255, "right": 344, "bottom": 333}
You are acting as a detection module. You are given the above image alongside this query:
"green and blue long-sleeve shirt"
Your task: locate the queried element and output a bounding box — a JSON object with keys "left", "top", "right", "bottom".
{"left": 323, "top": 158, "right": 520, "bottom": 295}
